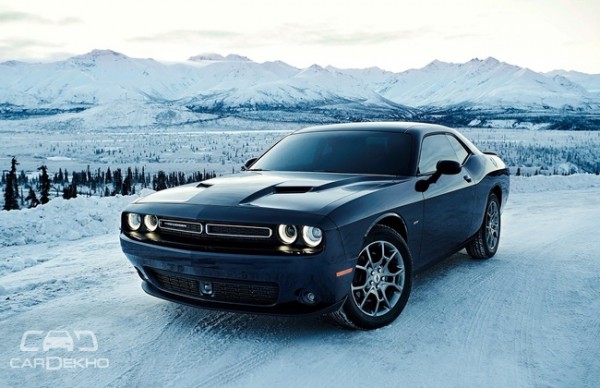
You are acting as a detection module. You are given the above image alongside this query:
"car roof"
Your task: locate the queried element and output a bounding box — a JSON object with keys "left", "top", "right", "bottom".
{"left": 293, "top": 121, "right": 453, "bottom": 135}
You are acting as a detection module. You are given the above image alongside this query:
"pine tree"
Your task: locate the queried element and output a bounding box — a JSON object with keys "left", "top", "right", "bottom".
{"left": 38, "top": 165, "right": 51, "bottom": 204}
{"left": 113, "top": 168, "right": 123, "bottom": 195}
{"left": 154, "top": 171, "right": 167, "bottom": 191}
{"left": 3, "top": 172, "right": 19, "bottom": 210}
{"left": 25, "top": 187, "right": 40, "bottom": 208}
{"left": 62, "top": 183, "right": 77, "bottom": 199}
{"left": 10, "top": 157, "right": 19, "bottom": 206}
{"left": 3, "top": 157, "right": 20, "bottom": 210}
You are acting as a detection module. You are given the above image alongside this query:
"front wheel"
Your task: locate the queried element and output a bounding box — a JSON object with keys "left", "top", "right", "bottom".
{"left": 327, "top": 225, "right": 412, "bottom": 330}
{"left": 466, "top": 192, "right": 501, "bottom": 259}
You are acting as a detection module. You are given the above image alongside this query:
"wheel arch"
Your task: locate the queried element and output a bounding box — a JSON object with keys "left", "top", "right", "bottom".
{"left": 491, "top": 184, "right": 502, "bottom": 204}
{"left": 365, "top": 213, "right": 408, "bottom": 243}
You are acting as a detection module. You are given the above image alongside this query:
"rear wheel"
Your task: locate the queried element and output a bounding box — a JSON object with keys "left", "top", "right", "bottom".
{"left": 466, "top": 192, "right": 501, "bottom": 259}
{"left": 327, "top": 225, "right": 412, "bottom": 330}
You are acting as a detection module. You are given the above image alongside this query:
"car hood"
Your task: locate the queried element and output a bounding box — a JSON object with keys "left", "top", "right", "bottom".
{"left": 135, "top": 171, "right": 405, "bottom": 214}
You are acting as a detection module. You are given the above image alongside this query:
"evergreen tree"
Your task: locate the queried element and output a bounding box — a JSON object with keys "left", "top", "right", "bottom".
{"left": 25, "top": 187, "right": 40, "bottom": 208}
{"left": 113, "top": 168, "right": 123, "bottom": 195}
{"left": 3, "top": 157, "right": 20, "bottom": 210}
{"left": 154, "top": 171, "right": 167, "bottom": 191}
{"left": 3, "top": 172, "right": 19, "bottom": 210}
{"left": 10, "top": 157, "right": 19, "bottom": 205}
{"left": 38, "top": 165, "right": 51, "bottom": 204}
{"left": 63, "top": 184, "right": 77, "bottom": 199}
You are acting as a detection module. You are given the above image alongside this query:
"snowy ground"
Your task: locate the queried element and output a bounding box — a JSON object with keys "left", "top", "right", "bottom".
{"left": 0, "top": 176, "right": 599, "bottom": 387}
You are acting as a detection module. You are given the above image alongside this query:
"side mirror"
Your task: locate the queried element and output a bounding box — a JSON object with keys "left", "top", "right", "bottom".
{"left": 416, "top": 160, "right": 462, "bottom": 192}
{"left": 241, "top": 158, "right": 257, "bottom": 171}
{"left": 436, "top": 160, "right": 461, "bottom": 175}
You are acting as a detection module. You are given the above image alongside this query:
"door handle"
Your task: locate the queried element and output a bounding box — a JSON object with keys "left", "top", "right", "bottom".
{"left": 463, "top": 175, "right": 472, "bottom": 183}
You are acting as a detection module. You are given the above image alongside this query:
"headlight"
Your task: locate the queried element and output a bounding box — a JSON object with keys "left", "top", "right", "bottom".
{"left": 302, "top": 226, "right": 323, "bottom": 247}
{"left": 278, "top": 224, "right": 298, "bottom": 244}
{"left": 144, "top": 215, "right": 159, "bottom": 231}
{"left": 127, "top": 213, "right": 142, "bottom": 231}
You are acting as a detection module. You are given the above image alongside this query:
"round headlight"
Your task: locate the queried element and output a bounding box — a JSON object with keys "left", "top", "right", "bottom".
{"left": 127, "top": 213, "right": 142, "bottom": 231}
{"left": 278, "top": 224, "right": 298, "bottom": 244}
{"left": 144, "top": 215, "right": 159, "bottom": 232}
{"left": 302, "top": 226, "right": 323, "bottom": 247}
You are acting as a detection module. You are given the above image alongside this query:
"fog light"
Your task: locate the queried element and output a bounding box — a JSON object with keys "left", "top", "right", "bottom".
{"left": 199, "top": 281, "right": 213, "bottom": 296}
{"left": 298, "top": 289, "right": 318, "bottom": 305}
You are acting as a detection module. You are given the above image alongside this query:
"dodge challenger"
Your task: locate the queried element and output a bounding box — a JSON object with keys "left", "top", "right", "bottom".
{"left": 120, "top": 122, "right": 509, "bottom": 329}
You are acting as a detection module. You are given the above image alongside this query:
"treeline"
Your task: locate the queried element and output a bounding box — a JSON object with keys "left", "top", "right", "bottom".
{"left": 1, "top": 156, "right": 216, "bottom": 211}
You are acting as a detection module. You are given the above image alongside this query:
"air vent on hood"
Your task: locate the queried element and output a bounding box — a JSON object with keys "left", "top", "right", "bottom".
{"left": 197, "top": 182, "right": 213, "bottom": 188}
{"left": 274, "top": 186, "right": 313, "bottom": 194}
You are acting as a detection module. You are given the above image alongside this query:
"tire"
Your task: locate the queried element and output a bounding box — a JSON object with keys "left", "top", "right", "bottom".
{"left": 466, "top": 192, "right": 501, "bottom": 259}
{"left": 327, "top": 225, "right": 412, "bottom": 330}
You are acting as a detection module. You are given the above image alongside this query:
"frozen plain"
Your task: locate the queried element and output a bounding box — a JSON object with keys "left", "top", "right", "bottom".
{"left": 0, "top": 175, "right": 599, "bottom": 388}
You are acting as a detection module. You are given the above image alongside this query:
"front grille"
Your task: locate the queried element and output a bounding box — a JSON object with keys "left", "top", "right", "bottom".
{"left": 156, "top": 218, "right": 273, "bottom": 240}
{"left": 148, "top": 269, "right": 279, "bottom": 306}
{"left": 159, "top": 219, "right": 203, "bottom": 235}
{"left": 205, "top": 224, "right": 272, "bottom": 238}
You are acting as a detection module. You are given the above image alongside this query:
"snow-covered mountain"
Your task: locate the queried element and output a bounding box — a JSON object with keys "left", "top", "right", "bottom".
{"left": 371, "top": 57, "right": 596, "bottom": 110}
{"left": 1, "top": 50, "right": 599, "bottom": 129}
{"left": 546, "top": 69, "right": 600, "bottom": 96}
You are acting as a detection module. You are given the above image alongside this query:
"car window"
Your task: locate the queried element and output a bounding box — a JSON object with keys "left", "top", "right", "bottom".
{"left": 446, "top": 135, "right": 470, "bottom": 164}
{"left": 251, "top": 131, "right": 413, "bottom": 176}
{"left": 418, "top": 134, "right": 460, "bottom": 175}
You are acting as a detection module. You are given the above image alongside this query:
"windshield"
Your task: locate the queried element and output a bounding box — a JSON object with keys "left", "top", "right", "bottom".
{"left": 250, "top": 130, "right": 412, "bottom": 176}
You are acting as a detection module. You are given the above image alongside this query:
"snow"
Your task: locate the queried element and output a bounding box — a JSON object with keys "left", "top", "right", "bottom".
{"left": 0, "top": 175, "right": 599, "bottom": 387}
{"left": 0, "top": 194, "right": 136, "bottom": 249}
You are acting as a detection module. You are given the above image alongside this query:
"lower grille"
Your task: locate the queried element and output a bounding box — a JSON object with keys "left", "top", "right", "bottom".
{"left": 148, "top": 268, "right": 279, "bottom": 306}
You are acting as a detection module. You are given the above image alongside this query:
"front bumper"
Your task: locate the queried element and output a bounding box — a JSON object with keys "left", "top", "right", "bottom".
{"left": 120, "top": 232, "right": 355, "bottom": 315}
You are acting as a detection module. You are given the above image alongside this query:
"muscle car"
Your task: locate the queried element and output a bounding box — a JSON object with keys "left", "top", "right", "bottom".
{"left": 120, "top": 122, "right": 509, "bottom": 329}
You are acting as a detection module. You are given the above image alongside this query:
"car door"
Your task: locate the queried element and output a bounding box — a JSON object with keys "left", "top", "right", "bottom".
{"left": 417, "top": 133, "right": 475, "bottom": 266}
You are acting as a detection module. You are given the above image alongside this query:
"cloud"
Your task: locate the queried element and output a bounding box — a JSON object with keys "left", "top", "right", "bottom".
{"left": 0, "top": 38, "right": 62, "bottom": 61}
{"left": 266, "top": 24, "right": 433, "bottom": 46}
{"left": 128, "top": 24, "right": 431, "bottom": 49}
{"left": 443, "top": 32, "right": 490, "bottom": 41}
{"left": 0, "top": 10, "right": 80, "bottom": 25}
{"left": 129, "top": 29, "right": 241, "bottom": 43}
{"left": 0, "top": 38, "right": 61, "bottom": 50}
{"left": 308, "top": 30, "right": 421, "bottom": 45}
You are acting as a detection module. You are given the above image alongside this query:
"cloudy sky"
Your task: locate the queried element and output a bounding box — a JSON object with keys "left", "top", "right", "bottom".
{"left": 0, "top": 0, "right": 598, "bottom": 73}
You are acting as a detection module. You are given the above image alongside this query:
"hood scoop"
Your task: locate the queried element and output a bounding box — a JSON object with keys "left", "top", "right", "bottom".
{"left": 197, "top": 182, "right": 213, "bottom": 188}
{"left": 274, "top": 186, "right": 313, "bottom": 194}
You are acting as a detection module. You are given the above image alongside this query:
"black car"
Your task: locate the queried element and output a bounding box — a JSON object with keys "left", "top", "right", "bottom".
{"left": 120, "top": 122, "right": 509, "bottom": 329}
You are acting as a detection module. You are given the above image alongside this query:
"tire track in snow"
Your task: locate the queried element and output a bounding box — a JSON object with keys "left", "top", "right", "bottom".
{"left": 189, "top": 316, "right": 302, "bottom": 387}
{"left": 108, "top": 308, "right": 250, "bottom": 387}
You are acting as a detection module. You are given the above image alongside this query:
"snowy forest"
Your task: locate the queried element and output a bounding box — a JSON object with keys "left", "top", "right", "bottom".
{"left": 1, "top": 156, "right": 216, "bottom": 211}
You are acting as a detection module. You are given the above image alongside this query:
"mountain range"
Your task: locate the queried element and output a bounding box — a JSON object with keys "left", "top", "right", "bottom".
{"left": 1, "top": 49, "right": 599, "bottom": 130}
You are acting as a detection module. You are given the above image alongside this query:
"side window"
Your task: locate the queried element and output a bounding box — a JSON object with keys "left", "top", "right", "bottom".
{"left": 446, "top": 135, "right": 470, "bottom": 164}
{"left": 418, "top": 135, "right": 458, "bottom": 175}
